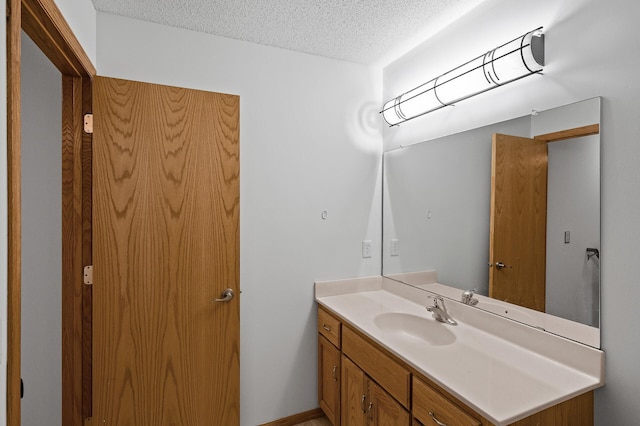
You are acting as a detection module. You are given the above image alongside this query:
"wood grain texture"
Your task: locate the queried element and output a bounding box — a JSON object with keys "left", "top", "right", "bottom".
{"left": 260, "top": 408, "right": 327, "bottom": 426}
{"left": 341, "top": 355, "right": 367, "bottom": 426}
{"left": 342, "top": 326, "right": 410, "bottom": 408}
{"left": 7, "top": 0, "right": 22, "bottom": 423}
{"left": 413, "top": 376, "right": 480, "bottom": 426}
{"left": 489, "top": 134, "right": 548, "bottom": 312}
{"left": 318, "top": 306, "right": 341, "bottom": 348}
{"left": 21, "top": 0, "right": 95, "bottom": 77}
{"left": 318, "top": 334, "right": 341, "bottom": 425}
{"left": 533, "top": 124, "right": 599, "bottom": 143}
{"left": 81, "top": 77, "right": 93, "bottom": 421}
{"left": 92, "top": 76, "right": 240, "bottom": 425}
{"left": 13, "top": 2, "right": 95, "bottom": 425}
{"left": 509, "top": 391, "right": 593, "bottom": 425}
{"left": 61, "top": 75, "right": 85, "bottom": 426}
{"left": 368, "top": 379, "right": 410, "bottom": 425}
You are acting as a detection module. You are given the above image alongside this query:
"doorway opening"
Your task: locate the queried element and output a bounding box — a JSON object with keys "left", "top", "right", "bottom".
{"left": 6, "top": 1, "right": 96, "bottom": 424}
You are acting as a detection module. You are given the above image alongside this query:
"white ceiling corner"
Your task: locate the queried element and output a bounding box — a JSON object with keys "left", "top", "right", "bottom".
{"left": 90, "top": 0, "right": 485, "bottom": 66}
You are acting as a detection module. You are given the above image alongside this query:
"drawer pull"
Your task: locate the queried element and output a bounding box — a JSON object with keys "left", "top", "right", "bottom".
{"left": 322, "top": 324, "right": 332, "bottom": 332}
{"left": 428, "top": 411, "right": 448, "bottom": 426}
{"left": 361, "top": 395, "right": 366, "bottom": 413}
{"left": 332, "top": 365, "right": 337, "bottom": 382}
{"left": 367, "top": 402, "right": 374, "bottom": 421}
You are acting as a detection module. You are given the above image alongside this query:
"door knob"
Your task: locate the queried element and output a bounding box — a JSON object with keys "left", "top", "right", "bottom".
{"left": 212, "top": 288, "right": 235, "bottom": 303}
{"left": 495, "top": 262, "right": 512, "bottom": 270}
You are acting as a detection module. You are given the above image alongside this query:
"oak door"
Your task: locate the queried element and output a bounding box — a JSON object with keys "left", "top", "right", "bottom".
{"left": 489, "top": 133, "right": 548, "bottom": 312}
{"left": 92, "top": 76, "right": 240, "bottom": 425}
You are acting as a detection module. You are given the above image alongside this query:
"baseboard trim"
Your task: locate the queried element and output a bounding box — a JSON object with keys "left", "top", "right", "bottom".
{"left": 260, "top": 407, "right": 325, "bottom": 426}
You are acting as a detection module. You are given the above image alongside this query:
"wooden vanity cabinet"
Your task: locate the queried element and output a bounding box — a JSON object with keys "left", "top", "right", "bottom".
{"left": 319, "top": 306, "right": 342, "bottom": 347}
{"left": 341, "top": 355, "right": 367, "bottom": 426}
{"left": 342, "top": 326, "right": 410, "bottom": 408}
{"left": 368, "top": 379, "right": 411, "bottom": 425}
{"left": 341, "top": 355, "right": 410, "bottom": 426}
{"left": 413, "top": 376, "right": 480, "bottom": 426}
{"left": 317, "top": 304, "right": 595, "bottom": 426}
{"left": 319, "top": 334, "right": 341, "bottom": 425}
{"left": 318, "top": 307, "right": 342, "bottom": 425}
{"left": 412, "top": 373, "right": 595, "bottom": 426}
{"left": 341, "top": 324, "right": 411, "bottom": 425}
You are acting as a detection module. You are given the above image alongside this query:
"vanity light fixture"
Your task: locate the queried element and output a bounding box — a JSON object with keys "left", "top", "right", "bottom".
{"left": 381, "top": 27, "right": 545, "bottom": 126}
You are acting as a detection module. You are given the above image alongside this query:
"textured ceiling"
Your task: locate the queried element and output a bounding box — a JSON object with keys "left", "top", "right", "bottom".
{"left": 90, "top": 0, "right": 483, "bottom": 65}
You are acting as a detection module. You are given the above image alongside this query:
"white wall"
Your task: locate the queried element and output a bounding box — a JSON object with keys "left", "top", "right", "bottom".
{"left": 383, "top": 0, "right": 640, "bottom": 422}
{"left": 53, "top": 0, "right": 97, "bottom": 66}
{"left": 383, "top": 116, "right": 531, "bottom": 295}
{"left": 534, "top": 98, "right": 601, "bottom": 327}
{"left": 20, "top": 31, "right": 62, "bottom": 425}
{"left": 96, "top": 12, "right": 382, "bottom": 425}
{"left": 546, "top": 136, "right": 600, "bottom": 326}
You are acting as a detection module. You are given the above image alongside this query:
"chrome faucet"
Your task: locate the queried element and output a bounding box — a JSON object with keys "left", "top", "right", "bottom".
{"left": 461, "top": 289, "right": 479, "bottom": 306}
{"left": 426, "top": 296, "right": 457, "bottom": 326}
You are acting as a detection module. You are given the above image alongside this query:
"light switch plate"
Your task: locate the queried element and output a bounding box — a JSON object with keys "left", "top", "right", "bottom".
{"left": 362, "top": 240, "right": 372, "bottom": 258}
{"left": 391, "top": 239, "right": 400, "bottom": 256}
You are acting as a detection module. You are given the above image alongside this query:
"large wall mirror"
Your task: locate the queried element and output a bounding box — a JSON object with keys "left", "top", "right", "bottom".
{"left": 382, "top": 97, "right": 601, "bottom": 347}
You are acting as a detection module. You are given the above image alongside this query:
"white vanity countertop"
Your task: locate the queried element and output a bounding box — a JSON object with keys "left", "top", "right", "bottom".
{"left": 315, "top": 277, "right": 605, "bottom": 426}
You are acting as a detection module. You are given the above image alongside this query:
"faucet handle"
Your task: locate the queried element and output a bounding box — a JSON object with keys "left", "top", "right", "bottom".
{"left": 461, "top": 289, "right": 478, "bottom": 305}
{"left": 426, "top": 295, "right": 457, "bottom": 325}
{"left": 427, "top": 295, "right": 444, "bottom": 308}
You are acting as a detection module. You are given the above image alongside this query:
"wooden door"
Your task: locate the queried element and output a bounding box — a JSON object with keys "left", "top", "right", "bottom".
{"left": 367, "top": 379, "right": 409, "bottom": 425}
{"left": 92, "top": 76, "right": 240, "bottom": 425}
{"left": 319, "top": 334, "right": 341, "bottom": 425}
{"left": 341, "top": 355, "right": 367, "bottom": 426}
{"left": 489, "top": 133, "right": 547, "bottom": 311}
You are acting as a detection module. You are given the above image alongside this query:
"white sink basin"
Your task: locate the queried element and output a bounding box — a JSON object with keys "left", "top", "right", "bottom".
{"left": 374, "top": 312, "right": 456, "bottom": 346}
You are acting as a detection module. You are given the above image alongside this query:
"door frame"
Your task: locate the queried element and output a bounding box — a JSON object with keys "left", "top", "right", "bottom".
{"left": 6, "top": 0, "right": 95, "bottom": 424}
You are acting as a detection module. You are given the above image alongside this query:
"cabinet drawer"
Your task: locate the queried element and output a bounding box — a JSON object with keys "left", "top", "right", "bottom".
{"left": 318, "top": 306, "right": 341, "bottom": 348}
{"left": 413, "top": 376, "right": 480, "bottom": 426}
{"left": 342, "top": 326, "right": 410, "bottom": 408}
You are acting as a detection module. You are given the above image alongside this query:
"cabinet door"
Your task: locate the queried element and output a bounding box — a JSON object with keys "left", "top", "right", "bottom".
{"left": 368, "top": 379, "right": 410, "bottom": 426}
{"left": 341, "top": 355, "right": 367, "bottom": 426}
{"left": 319, "top": 334, "right": 341, "bottom": 425}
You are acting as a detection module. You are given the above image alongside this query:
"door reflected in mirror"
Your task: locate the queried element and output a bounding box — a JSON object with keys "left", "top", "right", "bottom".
{"left": 382, "top": 97, "right": 600, "bottom": 347}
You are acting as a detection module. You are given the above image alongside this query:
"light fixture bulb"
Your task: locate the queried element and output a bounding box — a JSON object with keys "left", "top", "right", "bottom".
{"left": 381, "top": 28, "right": 545, "bottom": 126}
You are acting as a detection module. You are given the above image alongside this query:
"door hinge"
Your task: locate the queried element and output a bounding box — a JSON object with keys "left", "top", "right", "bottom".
{"left": 84, "top": 113, "right": 93, "bottom": 134}
{"left": 84, "top": 265, "right": 93, "bottom": 285}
